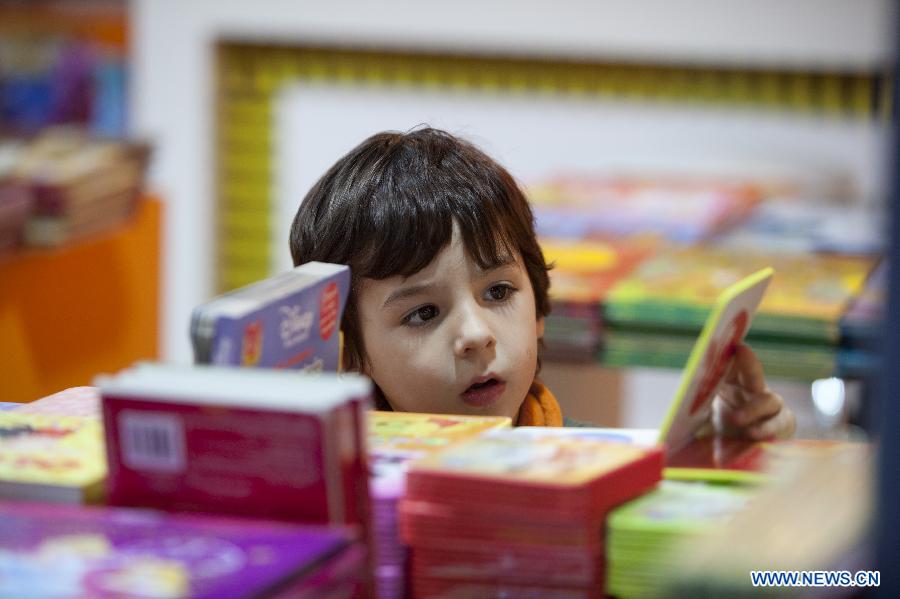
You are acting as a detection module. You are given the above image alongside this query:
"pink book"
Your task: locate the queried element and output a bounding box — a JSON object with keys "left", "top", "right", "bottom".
{"left": 96, "top": 363, "right": 372, "bottom": 528}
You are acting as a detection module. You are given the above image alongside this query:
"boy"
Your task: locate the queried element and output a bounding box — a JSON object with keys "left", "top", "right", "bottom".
{"left": 289, "top": 128, "right": 795, "bottom": 437}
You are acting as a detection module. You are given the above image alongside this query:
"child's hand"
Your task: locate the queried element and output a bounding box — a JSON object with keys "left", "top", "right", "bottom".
{"left": 713, "top": 343, "right": 796, "bottom": 440}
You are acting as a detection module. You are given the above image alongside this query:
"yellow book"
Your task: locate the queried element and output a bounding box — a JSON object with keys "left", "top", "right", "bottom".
{"left": 0, "top": 413, "right": 107, "bottom": 503}
{"left": 367, "top": 411, "right": 511, "bottom": 457}
{"left": 656, "top": 267, "right": 775, "bottom": 483}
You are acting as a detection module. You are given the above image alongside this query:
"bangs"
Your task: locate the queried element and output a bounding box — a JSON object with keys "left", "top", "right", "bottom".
{"left": 347, "top": 143, "right": 522, "bottom": 280}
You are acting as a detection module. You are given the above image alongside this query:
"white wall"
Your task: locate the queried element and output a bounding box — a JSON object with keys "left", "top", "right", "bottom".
{"left": 130, "top": 0, "right": 895, "bottom": 363}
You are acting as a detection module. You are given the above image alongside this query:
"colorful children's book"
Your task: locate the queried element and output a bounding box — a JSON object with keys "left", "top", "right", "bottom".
{"left": 368, "top": 411, "right": 512, "bottom": 460}
{"left": 602, "top": 327, "right": 836, "bottom": 381}
{"left": 405, "top": 431, "right": 664, "bottom": 517}
{"left": 0, "top": 413, "right": 107, "bottom": 503}
{"left": 190, "top": 261, "right": 349, "bottom": 372}
{"left": 96, "top": 362, "right": 371, "bottom": 526}
{"left": 366, "top": 411, "right": 511, "bottom": 599}
{"left": 606, "top": 480, "right": 757, "bottom": 599}
{"left": 605, "top": 245, "right": 876, "bottom": 344}
{"left": 528, "top": 175, "right": 760, "bottom": 243}
{"left": 656, "top": 268, "right": 774, "bottom": 482}
{"left": 0, "top": 502, "right": 362, "bottom": 599}
{"left": 539, "top": 236, "right": 658, "bottom": 362}
{"left": 401, "top": 430, "right": 663, "bottom": 596}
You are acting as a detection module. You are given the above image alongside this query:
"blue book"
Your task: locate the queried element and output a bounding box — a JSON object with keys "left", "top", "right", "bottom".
{"left": 190, "top": 262, "right": 349, "bottom": 372}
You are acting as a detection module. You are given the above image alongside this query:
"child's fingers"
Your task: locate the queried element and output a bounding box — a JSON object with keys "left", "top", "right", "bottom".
{"left": 727, "top": 391, "right": 783, "bottom": 427}
{"left": 734, "top": 343, "right": 767, "bottom": 394}
{"left": 747, "top": 409, "right": 797, "bottom": 440}
{"left": 717, "top": 382, "right": 748, "bottom": 410}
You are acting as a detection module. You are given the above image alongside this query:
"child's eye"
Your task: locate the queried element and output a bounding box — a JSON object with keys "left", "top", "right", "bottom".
{"left": 485, "top": 283, "right": 517, "bottom": 302}
{"left": 402, "top": 305, "right": 439, "bottom": 326}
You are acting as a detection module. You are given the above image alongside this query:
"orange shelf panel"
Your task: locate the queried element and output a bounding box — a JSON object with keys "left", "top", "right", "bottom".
{"left": 0, "top": 198, "right": 161, "bottom": 403}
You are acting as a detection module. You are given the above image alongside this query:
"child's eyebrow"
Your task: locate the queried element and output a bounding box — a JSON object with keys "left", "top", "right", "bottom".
{"left": 382, "top": 283, "right": 434, "bottom": 309}
{"left": 381, "top": 256, "right": 518, "bottom": 309}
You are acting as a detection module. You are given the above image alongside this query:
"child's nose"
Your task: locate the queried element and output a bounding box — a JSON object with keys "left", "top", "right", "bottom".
{"left": 453, "top": 305, "right": 496, "bottom": 358}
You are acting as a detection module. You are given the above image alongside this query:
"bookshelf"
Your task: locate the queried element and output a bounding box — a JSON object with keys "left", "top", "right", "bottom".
{"left": 0, "top": 197, "right": 161, "bottom": 404}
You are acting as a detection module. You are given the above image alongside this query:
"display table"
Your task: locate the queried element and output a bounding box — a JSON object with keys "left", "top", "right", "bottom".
{"left": 0, "top": 198, "right": 161, "bottom": 403}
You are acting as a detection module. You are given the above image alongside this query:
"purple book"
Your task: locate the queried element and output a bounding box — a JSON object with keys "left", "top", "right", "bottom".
{"left": 0, "top": 502, "right": 358, "bottom": 599}
{"left": 190, "top": 262, "right": 350, "bottom": 373}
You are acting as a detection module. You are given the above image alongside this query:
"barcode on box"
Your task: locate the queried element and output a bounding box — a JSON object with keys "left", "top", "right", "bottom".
{"left": 118, "top": 410, "right": 186, "bottom": 473}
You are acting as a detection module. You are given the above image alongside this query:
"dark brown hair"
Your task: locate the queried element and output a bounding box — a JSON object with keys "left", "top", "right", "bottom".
{"left": 290, "top": 127, "right": 551, "bottom": 386}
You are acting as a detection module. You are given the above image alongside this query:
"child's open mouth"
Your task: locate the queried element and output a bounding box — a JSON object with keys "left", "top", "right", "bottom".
{"left": 461, "top": 377, "right": 506, "bottom": 408}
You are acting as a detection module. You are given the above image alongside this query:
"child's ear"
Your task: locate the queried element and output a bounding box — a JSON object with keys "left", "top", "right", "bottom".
{"left": 536, "top": 317, "right": 545, "bottom": 339}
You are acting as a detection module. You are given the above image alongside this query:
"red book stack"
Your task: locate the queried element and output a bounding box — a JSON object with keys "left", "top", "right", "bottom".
{"left": 400, "top": 430, "right": 664, "bottom": 598}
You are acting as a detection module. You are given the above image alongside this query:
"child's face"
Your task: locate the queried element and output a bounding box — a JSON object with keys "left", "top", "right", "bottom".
{"left": 356, "top": 223, "right": 544, "bottom": 421}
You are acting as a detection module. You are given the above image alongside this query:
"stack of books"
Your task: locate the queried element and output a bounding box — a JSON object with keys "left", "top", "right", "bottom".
{"left": 539, "top": 237, "right": 657, "bottom": 362}
{"left": 0, "top": 140, "right": 33, "bottom": 254}
{"left": 400, "top": 431, "right": 664, "bottom": 597}
{"left": 605, "top": 480, "right": 756, "bottom": 598}
{"left": 0, "top": 502, "right": 366, "bottom": 598}
{"left": 714, "top": 197, "right": 885, "bottom": 257}
{"left": 529, "top": 174, "right": 760, "bottom": 244}
{"left": 10, "top": 127, "right": 150, "bottom": 247}
{"left": 666, "top": 441, "right": 873, "bottom": 596}
{"left": 367, "top": 411, "right": 512, "bottom": 599}
{"left": 0, "top": 411, "right": 106, "bottom": 504}
{"left": 190, "top": 262, "right": 350, "bottom": 372}
{"left": 603, "top": 245, "right": 877, "bottom": 380}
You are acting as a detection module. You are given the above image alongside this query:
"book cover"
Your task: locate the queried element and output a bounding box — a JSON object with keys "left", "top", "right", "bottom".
{"left": 606, "top": 480, "right": 756, "bottom": 599}
{"left": 658, "top": 268, "right": 772, "bottom": 462}
{"left": 605, "top": 245, "right": 875, "bottom": 343}
{"left": 368, "top": 411, "right": 512, "bottom": 459}
{"left": 97, "top": 363, "right": 372, "bottom": 526}
{"left": 405, "top": 431, "right": 663, "bottom": 517}
{"left": 191, "top": 262, "right": 349, "bottom": 373}
{"left": 0, "top": 502, "right": 357, "bottom": 599}
{"left": 529, "top": 174, "right": 760, "bottom": 243}
{"left": 0, "top": 413, "right": 107, "bottom": 503}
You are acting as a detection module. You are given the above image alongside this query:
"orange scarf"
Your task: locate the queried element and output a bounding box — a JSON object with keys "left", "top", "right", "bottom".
{"left": 516, "top": 379, "right": 563, "bottom": 427}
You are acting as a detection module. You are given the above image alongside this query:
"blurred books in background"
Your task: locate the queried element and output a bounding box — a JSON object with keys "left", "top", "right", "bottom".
{"left": 530, "top": 175, "right": 761, "bottom": 243}
{"left": 0, "top": 127, "right": 150, "bottom": 254}
{"left": 0, "top": 0, "right": 128, "bottom": 137}
{"left": 531, "top": 172, "right": 885, "bottom": 382}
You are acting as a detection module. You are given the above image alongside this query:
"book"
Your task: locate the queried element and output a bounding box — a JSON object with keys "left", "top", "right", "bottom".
{"left": 11, "top": 128, "right": 150, "bottom": 247}
{"left": 0, "top": 412, "right": 107, "bottom": 503}
{"left": 368, "top": 411, "right": 512, "bottom": 462}
{"left": 190, "top": 261, "right": 349, "bottom": 373}
{"left": 656, "top": 267, "right": 774, "bottom": 482}
{"left": 666, "top": 441, "right": 872, "bottom": 595}
{"left": 606, "top": 480, "right": 757, "bottom": 599}
{"left": 0, "top": 502, "right": 363, "bottom": 599}
{"left": 528, "top": 174, "right": 760, "bottom": 243}
{"left": 714, "top": 197, "right": 885, "bottom": 256}
{"left": 540, "top": 236, "right": 657, "bottom": 361}
{"left": 366, "top": 411, "right": 511, "bottom": 599}
{"left": 605, "top": 245, "right": 876, "bottom": 344}
{"left": 404, "top": 431, "right": 664, "bottom": 517}
{"left": 400, "top": 431, "right": 663, "bottom": 596}
{"left": 97, "top": 362, "right": 371, "bottom": 527}
{"left": 602, "top": 327, "right": 836, "bottom": 381}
